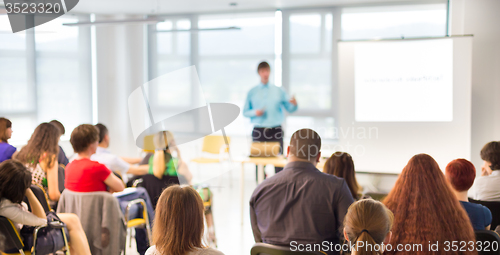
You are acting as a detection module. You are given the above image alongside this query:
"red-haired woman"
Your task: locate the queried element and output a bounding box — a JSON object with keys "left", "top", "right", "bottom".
{"left": 446, "top": 159, "right": 492, "bottom": 230}
{"left": 383, "top": 154, "right": 477, "bottom": 255}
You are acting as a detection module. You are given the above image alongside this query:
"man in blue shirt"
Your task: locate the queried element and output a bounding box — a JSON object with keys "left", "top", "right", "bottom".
{"left": 243, "top": 61, "right": 298, "bottom": 174}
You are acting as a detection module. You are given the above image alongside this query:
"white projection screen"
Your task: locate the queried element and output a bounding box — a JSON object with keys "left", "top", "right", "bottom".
{"left": 337, "top": 37, "right": 472, "bottom": 173}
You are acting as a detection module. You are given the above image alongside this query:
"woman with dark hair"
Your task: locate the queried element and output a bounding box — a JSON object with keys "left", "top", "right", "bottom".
{"left": 383, "top": 154, "right": 476, "bottom": 255}
{"left": 16, "top": 122, "right": 62, "bottom": 203}
{"left": 343, "top": 199, "right": 393, "bottom": 255}
{"left": 324, "top": 152, "right": 361, "bottom": 200}
{"left": 0, "top": 117, "right": 16, "bottom": 162}
{"left": 0, "top": 160, "right": 91, "bottom": 255}
{"left": 445, "top": 159, "right": 492, "bottom": 230}
{"left": 146, "top": 185, "right": 223, "bottom": 255}
{"left": 474, "top": 141, "right": 500, "bottom": 201}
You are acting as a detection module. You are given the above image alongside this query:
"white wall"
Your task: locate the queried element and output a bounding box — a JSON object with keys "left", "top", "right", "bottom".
{"left": 450, "top": 0, "right": 500, "bottom": 172}
{"left": 95, "top": 15, "right": 146, "bottom": 157}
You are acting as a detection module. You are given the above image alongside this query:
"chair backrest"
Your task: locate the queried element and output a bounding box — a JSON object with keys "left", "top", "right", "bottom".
{"left": 201, "top": 135, "right": 230, "bottom": 154}
{"left": 135, "top": 174, "right": 180, "bottom": 209}
{"left": 469, "top": 198, "right": 500, "bottom": 230}
{"left": 251, "top": 243, "right": 325, "bottom": 255}
{"left": 57, "top": 189, "right": 126, "bottom": 255}
{"left": 143, "top": 135, "right": 155, "bottom": 153}
{"left": 250, "top": 142, "right": 281, "bottom": 157}
{"left": 475, "top": 230, "right": 500, "bottom": 255}
{"left": 0, "top": 216, "right": 24, "bottom": 252}
{"left": 24, "top": 184, "right": 52, "bottom": 213}
{"left": 58, "top": 164, "right": 65, "bottom": 193}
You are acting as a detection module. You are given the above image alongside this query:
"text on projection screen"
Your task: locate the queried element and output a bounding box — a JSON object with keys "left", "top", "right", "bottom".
{"left": 354, "top": 39, "right": 453, "bottom": 122}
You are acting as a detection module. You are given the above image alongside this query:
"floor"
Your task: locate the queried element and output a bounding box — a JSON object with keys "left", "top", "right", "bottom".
{"left": 125, "top": 161, "right": 261, "bottom": 255}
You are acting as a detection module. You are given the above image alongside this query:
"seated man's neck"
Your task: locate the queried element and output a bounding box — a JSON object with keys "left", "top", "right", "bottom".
{"left": 98, "top": 142, "right": 109, "bottom": 148}
{"left": 288, "top": 155, "right": 318, "bottom": 167}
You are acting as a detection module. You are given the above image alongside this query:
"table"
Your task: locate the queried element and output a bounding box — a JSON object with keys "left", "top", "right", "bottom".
{"left": 238, "top": 157, "right": 326, "bottom": 225}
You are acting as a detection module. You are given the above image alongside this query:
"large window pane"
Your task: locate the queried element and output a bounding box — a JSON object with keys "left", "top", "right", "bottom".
{"left": 0, "top": 15, "right": 26, "bottom": 50}
{"left": 198, "top": 13, "right": 275, "bottom": 136}
{"left": 0, "top": 15, "right": 34, "bottom": 143}
{"left": 35, "top": 16, "right": 92, "bottom": 139}
{"left": 199, "top": 13, "right": 275, "bottom": 56}
{"left": 290, "top": 14, "right": 321, "bottom": 54}
{"left": 341, "top": 4, "right": 447, "bottom": 40}
{"left": 290, "top": 59, "right": 331, "bottom": 109}
{"left": 288, "top": 12, "right": 332, "bottom": 111}
{"left": 154, "top": 19, "right": 192, "bottom": 108}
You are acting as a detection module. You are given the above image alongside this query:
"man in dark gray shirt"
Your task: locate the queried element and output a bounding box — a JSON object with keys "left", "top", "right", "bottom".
{"left": 250, "top": 128, "right": 354, "bottom": 254}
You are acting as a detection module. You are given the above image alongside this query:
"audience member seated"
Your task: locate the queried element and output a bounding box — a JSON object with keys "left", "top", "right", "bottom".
{"left": 150, "top": 130, "right": 192, "bottom": 184}
{"left": 66, "top": 124, "right": 153, "bottom": 255}
{"left": 250, "top": 128, "right": 354, "bottom": 255}
{"left": 0, "top": 160, "right": 91, "bottom": 255}
{"left": 383, "top": 154, "right": 476, "bottom": 255}
{"left": 65, "top": 124, "right": 125, "bottom": 193}
{"left": 145, "top": 185, "right": 224, "bottom": 255}
{"left": 473, "top": 141, "right": 500, "bottom": 201}
{"left": 49, "top": 120, "right": 69, "bottom": 166}
{"left": 16, "top": 123, "right": 63, "bottom": 206}
{"left": 324, "top": 151, "right": 361, "bottom": 200}
{"left": 91, "top": 123, "right": 149, "bottom": 182}
{"left": 0, "top": 117, "right": 16, "bottom": 163}
{"left": 343, "top": 199, "right": 393, "bottom": 255}
{"left": 446, "top": 158, "right": 492, "bottom": 230}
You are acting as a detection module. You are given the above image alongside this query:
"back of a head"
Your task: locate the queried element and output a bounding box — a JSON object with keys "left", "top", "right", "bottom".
{"left": 0, "top": 117, "right": 12, "bottom": 143}
{"left": 481, "top": 141, "right": 500, "bottom": 170}
{"left": 289, "top": 129, "right": 321, "bottom": 161}
{"left": 324, "top": 152, "right": 359, "bottom": 199}
{"left": 49, "top": 120, "right": 65, "bottom": 136}
{"left": 153, "top": 185, "right": 205, "bottom": 255}
{"left": 383, "top": 154, "right": 476, "bottom": 255}
{"left": 0, "top": 160, "right": 32, "bottom": 204}
{"left": 16, "top": 122, "right": 60, "bottom": 168}
{"left": 153, "top": 131, "right": 175, "bottom": 150}
{"left": 445, "top": 159, "right": 476, "bottom": 192}
{"left": 344, "top": 199, "right": 393, "bottom": 255}
{"left": 70, "top": 124, "right": 99, "bottom": 153}
{"left": 95, "top": 123, "right": 108, "bottom": 144}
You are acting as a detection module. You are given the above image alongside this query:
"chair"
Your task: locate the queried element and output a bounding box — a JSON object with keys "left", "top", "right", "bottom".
{"left": 0, "top": 215, "right": 70, "bottom": 255}
{"left": 0, "top": 216, "right": 27, "bottom": 255}
{"left": 57, "top": 190, "right": 127, "bottom": 255}
{"left": 123, "top": 198, "right": 152, "bottom": 255}
{"left": 132, "top": 174, "right": 179, "bottom": 209}
{"left": 475, "top": 230, "right": 500, "bottom": 255}
{"left": 191, "top": 135, "right": 231, "bottom": 186}
{"left": 251, "top": 243, "right": 326, "bottom": 255}
{"left": 469, "top": 198, "right": 500, "bottom": 231}
{"left": 24, "top": 185, "right": 51, "bottom": 213}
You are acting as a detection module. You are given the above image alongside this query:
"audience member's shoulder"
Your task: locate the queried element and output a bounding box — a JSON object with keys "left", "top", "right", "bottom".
{"left": 198, "top": 247, "right": 224, "bottom": 255}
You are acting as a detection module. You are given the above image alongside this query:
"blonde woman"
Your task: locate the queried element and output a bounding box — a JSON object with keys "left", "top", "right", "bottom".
{"left": 343, "top": 199, "right": 393, "bottom": 255}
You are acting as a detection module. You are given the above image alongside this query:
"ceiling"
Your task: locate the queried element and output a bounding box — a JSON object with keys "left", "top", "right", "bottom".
{"left": 70, "top": 0, "right": 423, "bottom": 15}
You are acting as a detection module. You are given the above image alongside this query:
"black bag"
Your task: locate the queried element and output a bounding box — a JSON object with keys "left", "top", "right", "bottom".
{"left": 20, "top": 211, "right": 70, "bottom": 255}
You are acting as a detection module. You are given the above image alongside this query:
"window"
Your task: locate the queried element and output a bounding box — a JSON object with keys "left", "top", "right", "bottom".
{"left": 283, "top": 11, "right": 336, "bottom": 139}
{"left": 146, "top": 5, "right": 448, "bottom": 139}
{"left": 198, "top": 12, "right": 276, "bottom": 135}
{"left": 341, "top": 4, "right": 448, "bottom": 40}
{"left": 152, "top": 19, "right": 192, "bottom": 109}
{"left": 287, "top": 12, "right": 333, "bottom": 111}
{"left": 0, "top": 15, "right": 92, "bottom": 143}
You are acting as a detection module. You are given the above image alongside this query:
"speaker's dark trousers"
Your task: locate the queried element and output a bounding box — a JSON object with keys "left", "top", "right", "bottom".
{"left": 252, "top": 126, "right": 284, "bottom": 180}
